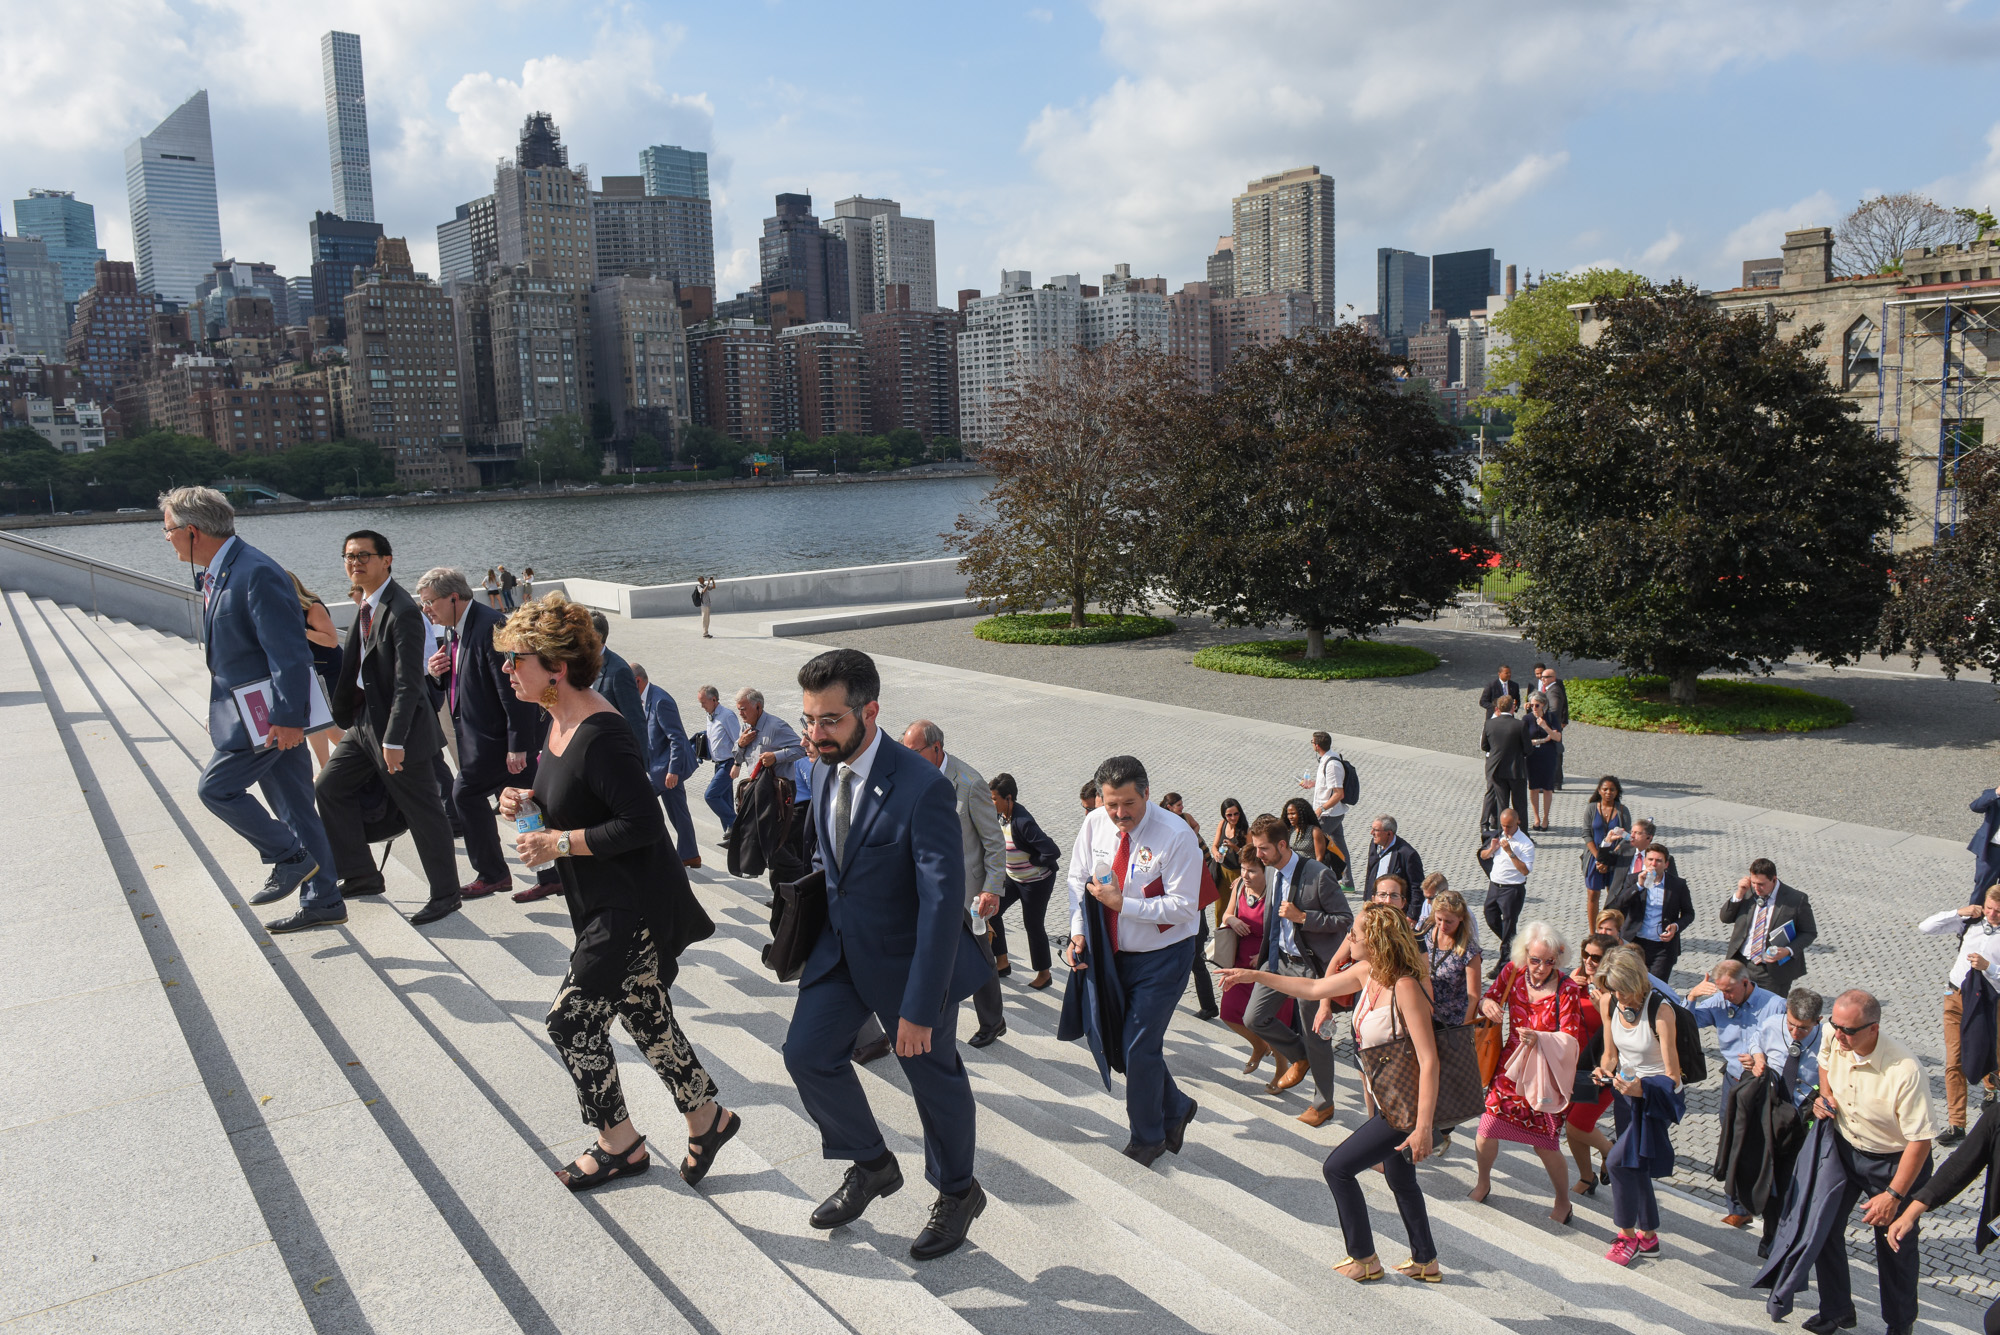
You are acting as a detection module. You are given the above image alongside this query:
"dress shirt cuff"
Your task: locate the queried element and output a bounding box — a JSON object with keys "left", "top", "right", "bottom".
{"left": 1919, "top": 909, "right": 1966, "bottom": 935}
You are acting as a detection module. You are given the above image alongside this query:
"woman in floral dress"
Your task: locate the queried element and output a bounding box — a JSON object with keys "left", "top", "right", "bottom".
{"left": 1469, "top": 921, "right": 1588, "bottom": 1224}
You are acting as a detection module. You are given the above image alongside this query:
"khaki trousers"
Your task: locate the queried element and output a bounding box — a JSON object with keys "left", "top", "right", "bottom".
{"left": 1942, "top": 988, "right": 2000, "bottom": 1127}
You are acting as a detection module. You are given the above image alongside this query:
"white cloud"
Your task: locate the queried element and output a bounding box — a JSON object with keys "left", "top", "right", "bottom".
{"left": 1719, "top": 190, "right": 1840, "bottom": 266}
{"left": 1640, "top": 229, "right": 1684, "bottom": 265}
{"left": 1428, "top": 153, "right": 1570, "bottom": 238}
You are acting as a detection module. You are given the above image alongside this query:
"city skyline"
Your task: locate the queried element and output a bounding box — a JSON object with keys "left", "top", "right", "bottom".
{"left": 5, "top": 3, "right": 1998, "bottom": 317}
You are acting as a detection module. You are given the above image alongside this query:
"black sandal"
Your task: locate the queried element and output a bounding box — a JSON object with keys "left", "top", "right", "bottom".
{"left": 681, "top": 1107, "right": 741, "bottom": 1187}
{"left": 558, "top": 1137, "right": 649, "bottom": 1191}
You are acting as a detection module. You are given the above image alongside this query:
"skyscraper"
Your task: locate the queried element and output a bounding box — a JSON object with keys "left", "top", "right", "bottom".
{"left": 309, "top": 210, "right": 384, "bottom": 330}
{"left": 1375, "top": 248, "right": 1430, "bottom": 345}
{"left": 344, "top": 237, "right": 465, "bottom": 487}
{"left": 494, "top": 114, "right": 596, "bottom": 286}
{"left": 1231, "top": 166, "right": 1335, "bottom": 314}
{"left": 320, "top": 32, "right": 374, "bottom": 223}
{"left": 957, "top": 271, "right": 1081, "bottom": 450}
{"left": 827, "top": 197, "right": 937, "bottom": 321}
{"left": 639, "top": 145, "right": 708, "bottom": 200}
{"left": 12, "top": 190, "right": 106, "bottom": 308}
{"left": 1205, "top": 237, "right": 1235, "bottom": 299}
{"left": 859, "top": 283, "right": 960, "bottom": 442}
{"left": 591, "top": 177, "right": 715, "bottom": 289}
{"left": 0, "top": 236, "right": 65, "bottom": 357}
{"left": 759, "top": 194, "right": 848, "bottom": 326}
{"left": 125, "top": 90, "right": 223, "bottom": 304}
{"left": 1431, "top": 248, "right": 1500, "bottom": 321}
{"left": 435, "top": 196, "right": 496, "bottom": 283}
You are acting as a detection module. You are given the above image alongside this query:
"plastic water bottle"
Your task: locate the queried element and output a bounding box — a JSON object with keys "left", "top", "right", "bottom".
{"left": 516, "top": 797, "right": 557, "bottom": 872}
{"left": 1092, "top": 858, "right": 1115, "bottom": 894}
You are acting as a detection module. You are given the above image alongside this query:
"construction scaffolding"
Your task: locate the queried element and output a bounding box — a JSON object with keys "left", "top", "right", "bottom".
{"left": 1878, "top": 289, "right": 2000, "bottom": 541}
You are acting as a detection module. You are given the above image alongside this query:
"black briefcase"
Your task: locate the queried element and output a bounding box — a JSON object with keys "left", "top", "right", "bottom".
{"left": 763, "top": 869, "right": 827, "bottom": 982}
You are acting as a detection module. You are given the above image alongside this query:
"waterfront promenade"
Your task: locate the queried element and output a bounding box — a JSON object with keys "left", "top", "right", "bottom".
{"left": 4, "top": 582, "right": 1994, "bottom": 1333}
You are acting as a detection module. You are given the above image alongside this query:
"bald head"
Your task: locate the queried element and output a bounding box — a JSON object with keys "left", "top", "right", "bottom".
{"left": 902, "top": 719, "right": 945, "bottom": 768}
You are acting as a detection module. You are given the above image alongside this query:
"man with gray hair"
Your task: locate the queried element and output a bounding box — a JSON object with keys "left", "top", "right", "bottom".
{"left": 1687, "top": 958, "right": 1789, "bottom": 1227}
{"left": 697, "top": 686, "right": 738, "bottom": 837}
{"left": 162, "top": 486, "right": 342, "bottom": 932}
{"left": 731, "top": 687, "right": 804, "bottom": 780}
{"left": 1361, "top": 813, "right": 1423, "bottom": 918}
{"left": 901, "top": 720, "right": 1009, "bottom": 1048}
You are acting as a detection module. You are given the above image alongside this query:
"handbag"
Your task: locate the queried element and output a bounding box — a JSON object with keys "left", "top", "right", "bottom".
{"left": 1473, "top": 962, "right": 1511, "bottom": 1085}
{"left": 762, "top": 869, "right": 827, "bottom": 982}
{"left": 1207, "top": 886, "right": 1241, "bottom": 967}
{"left": 1357, "top": 981, "right": 1486, "bottom": 1134}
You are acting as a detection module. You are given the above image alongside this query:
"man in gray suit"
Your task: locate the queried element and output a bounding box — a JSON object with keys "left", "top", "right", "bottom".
{"left": 1481, "top": 694, "right": 1531, "bottom": 828}
{"left": 1244, "top": 813, "right": 1353, "bottom": 1127}
{"left": 903, "top": 721, "right": 1010, "bottom": 1047}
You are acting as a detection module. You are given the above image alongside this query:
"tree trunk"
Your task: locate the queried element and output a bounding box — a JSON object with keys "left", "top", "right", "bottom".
{"left": 1304, "top": 625, "right": 1327, "bottom": 659}
{"left": 1667, "top": 667, "right": 1702, "bottom": 704}
{"left": 1071, "top": 591, "right": 1087, "bottom": 629}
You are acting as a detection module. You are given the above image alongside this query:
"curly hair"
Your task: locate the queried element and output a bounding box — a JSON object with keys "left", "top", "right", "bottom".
{"left": 496, "top": 592, "right": 601, "bottom": 688}
{"left": 1357, "top": 902, "right": 1426, "bottom": 989}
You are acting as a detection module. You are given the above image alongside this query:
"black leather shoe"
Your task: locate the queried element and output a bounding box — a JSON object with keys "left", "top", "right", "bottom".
{"left": 1166, "top": 1100, "right": 1198, "bottom": 1155}
{"left": 1800, "top": 1311, "right": 1857, "bottom": 1334}
{"left": 251, "top": 855, "right": 319, "bottom": 906}
{"left": 910, "top": 1180, "right": 985, "bottom": 1260}
{"left": 853, "top": 1035, "right": 894, "bottom": 1066}
{"left": 410, "top": 896, "right": 462, "bottom": 926}
{"left": 1194, "top": 1005, "right": 1220, "bottom": 1020}
{"left": 968, "top": 1022, "right": 1006, "bottom": 1049}
{"left": 1122, "top": 1141, "right": 1165, "bottom": 1167}
{"left": 1939, "top": 1124, "right": 1967, "bottom": 1147}
{"left": 339, "top": 880, "right": 386, "bottom": 899}
{"left": 810, "top": 1159, "right": 904, "bottom": 1229}
{"left": 265, "top": 908, "right": 348, "bottom": 934}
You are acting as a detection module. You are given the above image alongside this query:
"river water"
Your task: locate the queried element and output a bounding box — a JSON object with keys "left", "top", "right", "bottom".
{"left": 29, "top": 475, "right": 991, "bottom": 600}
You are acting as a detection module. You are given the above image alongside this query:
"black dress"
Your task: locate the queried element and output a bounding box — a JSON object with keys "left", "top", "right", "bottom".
{"left": 1525, "top": 716, "right": 1561, "bottom": 791}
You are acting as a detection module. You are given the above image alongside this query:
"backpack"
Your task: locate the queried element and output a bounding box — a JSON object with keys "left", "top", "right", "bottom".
{"left": 1339, "top": 755, "right": 1358, "bottom": 806}
{"left": 1646, "top": 989, "right": 1709, "bottom": 1086}
{"left": 691, "top": 589, "right": 702, "bottom": 607}
{"left": 500, "top": 570, "right": 516, "bottom": 589}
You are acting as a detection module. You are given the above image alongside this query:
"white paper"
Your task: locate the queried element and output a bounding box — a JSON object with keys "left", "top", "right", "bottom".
{"left": 233, "top": 673, "right": 335, "bottom": 747}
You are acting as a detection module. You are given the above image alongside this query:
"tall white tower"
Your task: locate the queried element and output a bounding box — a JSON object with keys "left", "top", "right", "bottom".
{"left": 321, "top": 31, "right": 375, "bottom": 223}
{"left": 124, "top": 89, "right": 223, "bottom": 303}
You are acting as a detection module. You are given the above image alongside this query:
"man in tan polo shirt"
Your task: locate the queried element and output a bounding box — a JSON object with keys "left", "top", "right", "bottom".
{"left": 1803, "top": 989, "right": 1934, "bottom": 1335}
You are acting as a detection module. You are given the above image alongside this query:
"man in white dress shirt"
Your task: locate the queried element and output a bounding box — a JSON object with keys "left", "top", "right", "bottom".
{"left": 1919, "top": 885, "right": 2000, "bottom": 1145}
{"left": 1298, "top": 731, "right": 1353, "bottom": 884}
{"left": 1482, "top": 806, "right": 1535, "bottom": 964}
{"left": 1066, "top": 755, "right": 1204, "bottom": 1166}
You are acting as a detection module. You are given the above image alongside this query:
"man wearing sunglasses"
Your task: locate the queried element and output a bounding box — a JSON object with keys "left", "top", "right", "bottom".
{"left": 314, "top": 530, "right": 463, "bottom": 926}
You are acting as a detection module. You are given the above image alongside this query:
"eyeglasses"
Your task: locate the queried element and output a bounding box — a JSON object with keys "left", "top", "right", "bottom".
{"left": 1831, "top": 1021, "right": 1878, "bottom": 1037}
{"left": 342, "top": 551, "right": 384, "bottom": 565}
{"left": 1582, "top": 952, "right": 1605, "bottom": 965}
{"left": 160, "top": 522, "right": 187, "bottom": 536}
{"left": 500, "top": 651, "right": 524, "bottom": 668}
{"left": 798, "top": 708, "right": 855, "bottom": 734}
{"left": 1527, "top": 954, "right": 1558, "bottom": 967}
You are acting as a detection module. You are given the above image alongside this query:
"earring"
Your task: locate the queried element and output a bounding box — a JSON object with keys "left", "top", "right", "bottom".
{"left": 539, "top": 682, "right": 561, "bottom": 710}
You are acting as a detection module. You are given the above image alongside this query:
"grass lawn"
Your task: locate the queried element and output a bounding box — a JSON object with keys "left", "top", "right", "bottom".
{"left": 1471, "top": 568, "right": 1531, "bottom": 602}
{"left": 1567, "top": 675, "right": 1852, "bottom": 734}
{"left": 1192, "top": 638, "right": 1441, "bottom": 681}
{"left": 972, "top": 612, "right": 1177, "bottom": 646}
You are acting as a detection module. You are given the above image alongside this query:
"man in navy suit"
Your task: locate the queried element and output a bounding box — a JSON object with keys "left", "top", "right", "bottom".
{"left": 164, "top": 486, "right": 343, "bottom": 934}
{"left": 1970, "top": 788, "right": 2000, "bottom": 904}
{"left": 632, "top": 663, "right": 701, "bottom": 868}
{"left": 781, "top": 648, "right": 989, "bottom": 1260}
{"left": 416, "top": 568, "right": 548, "bottom": 899}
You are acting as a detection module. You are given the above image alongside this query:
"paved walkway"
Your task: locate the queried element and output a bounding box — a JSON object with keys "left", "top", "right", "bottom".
{"left": 621, "top": 602, "right": 1994, "bottom": 1300}
{"left": 804, "top": 611, "right": 2000, "bottom": 843}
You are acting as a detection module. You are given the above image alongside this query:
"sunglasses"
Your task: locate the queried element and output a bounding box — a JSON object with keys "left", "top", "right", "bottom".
{"left": 1582, "top": 952, "right": 1605, "bottom": 964}
{"left": 1831, "top": 1021, "right": 1878, "bottom": 1037}
{"left": 1527, "top": 954, "right": 1558, "bottom": 967}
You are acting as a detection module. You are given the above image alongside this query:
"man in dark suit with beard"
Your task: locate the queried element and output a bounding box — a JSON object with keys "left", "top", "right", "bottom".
{"left": 315, "top": 530, "right": 463, "bottom": 926}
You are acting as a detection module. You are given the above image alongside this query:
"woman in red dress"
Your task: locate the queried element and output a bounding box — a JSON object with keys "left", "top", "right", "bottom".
{"left": 1564, "top": 933, "right": 1620, "bottom": 1195}
{"left": 1470, "top": 920, "right": 1588, "bottom": 1224}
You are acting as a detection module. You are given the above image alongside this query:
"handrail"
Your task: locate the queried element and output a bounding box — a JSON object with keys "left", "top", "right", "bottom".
{"left": 0, "top": 528, "right": 204, "bottom": 641}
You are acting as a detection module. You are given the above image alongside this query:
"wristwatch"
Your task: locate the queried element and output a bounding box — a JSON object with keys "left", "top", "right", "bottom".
{"left": 556, "top": 831, "right": 571, "bottom": 856}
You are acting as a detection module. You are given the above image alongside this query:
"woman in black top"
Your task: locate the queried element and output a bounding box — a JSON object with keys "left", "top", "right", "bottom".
{"left": 496, "top": 594, "right": 739, "bottom": 1191}
{"left": 1888, "top": 1101, "right": 2000, "bottom": 1334}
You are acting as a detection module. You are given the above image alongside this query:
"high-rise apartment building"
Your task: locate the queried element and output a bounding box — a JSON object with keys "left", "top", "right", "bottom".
{"left": 1375, "top": 248, "right": 1430, "bottom": 347}
{"left": 494, "top": 114, "right": 596, "bottom": 286}
{"left": 320, "top": 32, "right": 374, "bottom": 223}
{"left": 1406, "top": 311, "right": 1459, "bottom": 390}
{"left": 1167, "top": 281, "right": 1218, "bottom": 390}
{"left": 193, "top": 259, "right": 291, "bottom": 338}
{"left": 125, "top": 91, "right": 223, "bottom": 304}
{"left": 1205, "top": 237, "right": 1235, "bottom": 299}
{"left": 485, "top": 263, "right": 592, "bottom": 451}
{"left": 435, "top": 195, "right": 497, "bottom": 283}
{"left": 686, "top": 319, "right": 776, "bottom": 446}
{"left": 591, "top": 176, "right": 715, "bottom": 289}
{"left": 343, "top": 237, "right": 466, "bottom": 487}
{"left": 12, "top": 191, "right": 105, "bottom": 311}
{"left": 0, "top": 237, "right": 67, "bottom": 358}
{"left": 446, "top": 277, "right": 497, "bottom": 451}
{"left": 759, "top": 194, "right": 848, "bottom": 325}
{"left": 1080, "top": 270, "right": 1168, "bottom": 352}
{"left": 640, "top": 145, "right": 708, "bottom": 200}
{"left": 0, "top": 237, "right": 11, "bottom": 350}
{"left": 859, "top": 283, "right": 960, "bottom": 442}
{"left": 200, "top": 381, "right": 335, "bottom": 455}
{"left": 1431, "top": 248, "right": 1499, "bottom": 322}
{"left": 1212, "top": 290, "right": 1318, "bottom": 374}
{"left": 66, "top": 261, "right": 154, "bottom": 396}
{"left": 1231, "top": 166, "right": 1334, "bottom": 314}
{"left": 957, "top": 271, "right": 1080, "bottom": 450}
{"left": 309, "top": 210, "right": 384, "bottom": 330}
{"left": 589, "top": 273, "right": 690, "bottom": 446}
{"left": 827, "top": 197, "right": 937, "bottom": 322}
{"left": 776, "top": 322, "right": 869, "bottom": 440}
{"left": 286, "top": 276, "right": 313, "bottom": 324}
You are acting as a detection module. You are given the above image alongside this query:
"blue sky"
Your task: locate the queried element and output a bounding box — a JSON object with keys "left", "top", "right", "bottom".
{"left": 6, "top": 0, "right": 1999, "bottom": 312}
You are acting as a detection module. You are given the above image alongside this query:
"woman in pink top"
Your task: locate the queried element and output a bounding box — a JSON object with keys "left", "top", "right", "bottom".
{"left": 1216, "top": 851, "right": 1292, "bottom": 1075}
{"left": 1221, "top": 904, "right": 1441, "bottom": 1283}
{"left": 1471, "top": 920, "right": 1589, "bottom": 1224}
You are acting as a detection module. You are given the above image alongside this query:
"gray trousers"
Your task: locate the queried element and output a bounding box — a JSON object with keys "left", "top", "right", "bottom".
{"left": 1317, "top": 813, "right": 1352, "bottom": 883}
{"left": 1246, "top": 954, "right": 1335, "bottom": 1110}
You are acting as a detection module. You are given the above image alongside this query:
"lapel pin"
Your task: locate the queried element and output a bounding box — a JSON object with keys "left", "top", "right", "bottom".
{"left": 873, "top": 786, "right": 883, "bottom": 796}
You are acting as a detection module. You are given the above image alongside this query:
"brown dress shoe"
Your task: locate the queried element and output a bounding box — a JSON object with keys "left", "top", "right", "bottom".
{"left": 1297, "top": 1104, "right": 1336, "bottom": 1128}
{"left": 1720, "top": 1213, "right": 1754, "bottom": 1228}
{"left": 682, "top": 857, "right": 703, "bottom": 870}
{"left": 1268, "top": 1059, "right": 1310, "bottom": 1092}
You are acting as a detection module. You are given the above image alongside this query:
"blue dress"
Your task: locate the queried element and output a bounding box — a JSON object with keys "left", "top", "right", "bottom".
{"left": 1525, "top": 716, "right": 1561, "bottom": 790}
{"left": 1584, "top": 804, "right": 1621, "bottom": 892}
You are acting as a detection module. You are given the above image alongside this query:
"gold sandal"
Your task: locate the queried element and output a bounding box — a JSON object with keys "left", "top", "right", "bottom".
{"left": 1394, "top": 1258, "right": 1442, "bottom": 1283}
{"left": 1335, "top": 1256, "right": 1385, "bottom": 1283}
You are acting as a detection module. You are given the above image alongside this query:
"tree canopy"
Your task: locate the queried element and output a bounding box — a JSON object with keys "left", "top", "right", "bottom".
{"left": 1878, "top": 444, "right": 2000, "bottom": 681}
{"left": 1153, "top": 325, "right": 1485, "bottom": 657}
{"left": 521, "top": 414, "right": 601, "bottom": 483}
{"left": 1492, "top": 280, "right": 1910, "bottom": 702}
{"left": 1482, "top": 268, "right": 1649, "bottom": 424}
{"left": 1835, "top": 193, "right": 1990, "bottom": 276}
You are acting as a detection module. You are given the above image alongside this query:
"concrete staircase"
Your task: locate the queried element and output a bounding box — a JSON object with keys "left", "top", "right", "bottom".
{"left": 3, "top": 590, "right": 1990, "bottom": 1334}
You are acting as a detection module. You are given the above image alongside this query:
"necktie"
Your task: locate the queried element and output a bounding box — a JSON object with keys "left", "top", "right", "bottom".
{"left": 446, "top": 629, "right": 460, "bottom": 711}
{"left": 356, "top": 602, "right": 373, "bottom": 702}
{"left": 1273, "top": 867, "right": 1290, "bottom": 956}
{"left": 832, "top": 765, "right": 854, "bottom": 865}
{"left": 1108, "top": 830, "right": 1131, "bottom": 952}
{"left": 1748, "top": 897, "right": 1772, "bottom": 959}
{"left": 1783, "top": 1040, "right": 1803, "bottom": 1098}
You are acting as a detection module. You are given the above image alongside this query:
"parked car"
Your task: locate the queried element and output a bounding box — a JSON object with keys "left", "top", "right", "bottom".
{"left": 116, "top": 507, "right": 149, "bottom": 514}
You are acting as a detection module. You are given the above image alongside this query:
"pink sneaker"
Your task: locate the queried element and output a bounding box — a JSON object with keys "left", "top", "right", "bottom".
{"left": 1604, "top": 1235, "right": 1641, "bottom": 1267}
{"left": 1635, "top": 1234, "right": 1659, "bottom": 1257}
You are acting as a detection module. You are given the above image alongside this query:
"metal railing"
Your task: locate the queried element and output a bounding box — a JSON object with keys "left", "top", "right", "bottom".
{"left": 0, "top": 529, "right": 204, "bottom": 642}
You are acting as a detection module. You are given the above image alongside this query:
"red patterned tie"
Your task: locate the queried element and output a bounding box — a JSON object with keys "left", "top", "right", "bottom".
{"left": 1107, "top": 830, "right": 1131, "bottom": 952}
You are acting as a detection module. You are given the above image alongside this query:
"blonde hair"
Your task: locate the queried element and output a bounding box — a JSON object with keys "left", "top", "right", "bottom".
{"left": 1600, "top": 946, "right": 1651, "bottom": 1005}
{"left": 1594, "top": 908, "right": 1627, "bottom": 938}
{"left": 286, "top": 570, "right": 322, "bottom": 612}
{"left": 496, "top": 592, "right": 601, "bottom": 687}
{"left": 1427, "top": 889, "right": 1471, "bottom": 956}
{"left": 1357, "top": 902, "right": 1426, "bottom": 989}
{"left": 1420, "top": 871, "right": 1447, "bottom": 899}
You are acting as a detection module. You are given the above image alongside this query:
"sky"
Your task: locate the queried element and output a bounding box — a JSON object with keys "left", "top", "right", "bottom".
{"left": 6, "top": 0, "right": 2000, "bottom": 314}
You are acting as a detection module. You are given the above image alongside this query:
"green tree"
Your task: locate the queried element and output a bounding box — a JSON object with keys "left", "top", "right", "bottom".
{"left": 948, "top": 337, "right": 1182, "bottom": 627}
{"left": 65, "top": 430, "right": 231, "bottom": 510}
{"left": 1493, "top": 280, "right": 1910, "bottom": 703}
{"left": 0, "top": 428, "right": 65, "bottom": 512}
{"left": 522, "top": 413, "right": 598, "bottom": 482}
{"left": 629, "top": 431, "right": 664, "bottom": 470}
{"left": 238, "top": 439, "right": 392, "bottom": 499}
{"left": 1154, "top": 325, "right": 1486, "bottom": 658}
{"left": 678, "top": 423, "right": 737, "bottom": 471}
{"left": 1482, "top": 268, "right": 1649, "bottom": 423}
{"left": 1878, "top": 443, "right": 2000, "bottom": 681}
